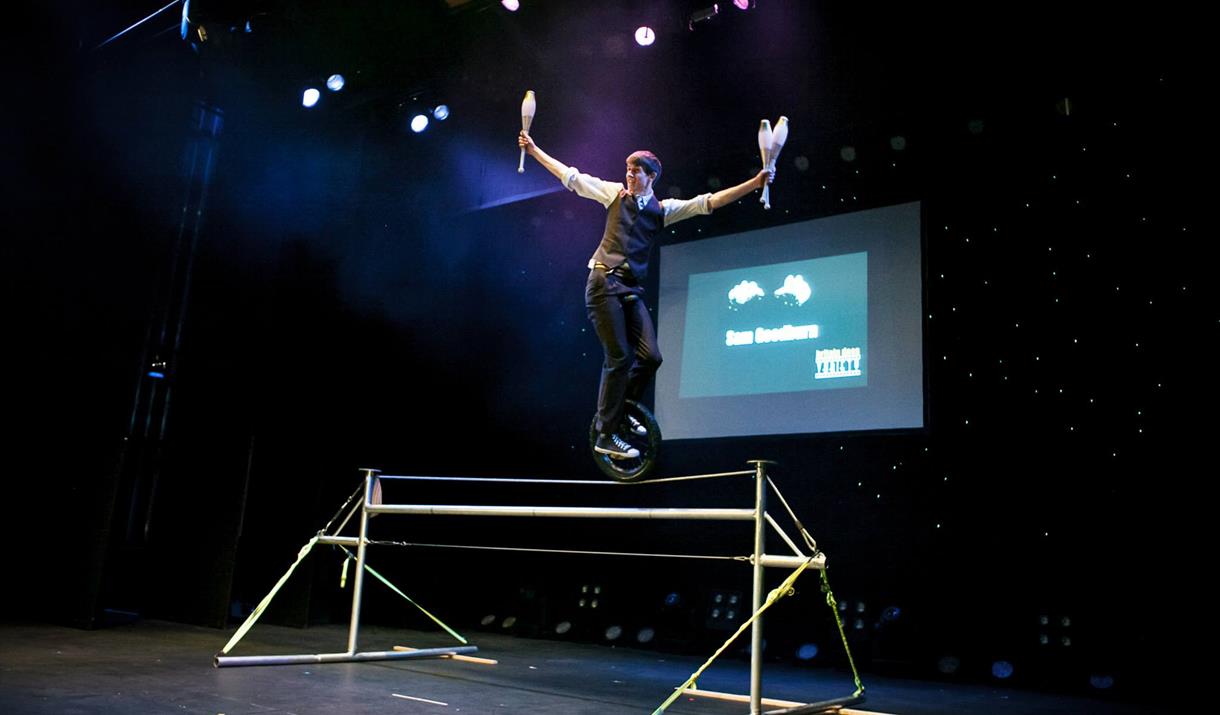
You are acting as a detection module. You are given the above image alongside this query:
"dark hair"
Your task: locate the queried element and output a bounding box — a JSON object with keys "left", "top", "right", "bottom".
{"left": 627, "top": 150, "right": 662, "bottom": 179}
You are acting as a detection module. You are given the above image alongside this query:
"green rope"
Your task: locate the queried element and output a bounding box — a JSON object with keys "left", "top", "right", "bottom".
{"left": 652, "top": 557, "right": 816, "bottom": 714}
{"left": 340, "top": 548, "right": 468, "bottom": 645}
{"left": 219, "top": 536, "right": 319, "bottom": 655}
{"left": 821, "top": 568, "right": 865, "bottom": 698}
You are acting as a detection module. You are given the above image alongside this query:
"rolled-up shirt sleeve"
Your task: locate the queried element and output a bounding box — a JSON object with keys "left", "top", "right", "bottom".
{"left": 661, "top": 193, "right": 713, "bottom": 226}
{"left": 562, "top": 167, "right": 622, "bottom": 208}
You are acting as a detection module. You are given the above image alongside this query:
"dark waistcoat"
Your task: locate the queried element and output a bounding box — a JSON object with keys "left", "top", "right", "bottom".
{"left": 590, "top": 191, "right": 664, "bottom": 281}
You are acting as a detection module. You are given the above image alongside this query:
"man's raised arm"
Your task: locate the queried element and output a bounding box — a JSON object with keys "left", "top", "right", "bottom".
{"left": 519, "top": 130, "right": 620, "bottom": 208}
{"left": 707, "top": 168, "right": 774, "bottom": 211}
{"left": 518, "top": 130, "right": 570, "bottom": 182}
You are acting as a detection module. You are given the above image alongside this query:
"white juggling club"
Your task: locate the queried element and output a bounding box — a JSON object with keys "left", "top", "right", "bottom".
{"left": 518, "top": 90, "right": 536, "bottom": 173}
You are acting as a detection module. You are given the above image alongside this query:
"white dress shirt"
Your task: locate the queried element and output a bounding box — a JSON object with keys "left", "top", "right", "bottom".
{"left": 560, "top": 167, "right": 713, "bottom": 226}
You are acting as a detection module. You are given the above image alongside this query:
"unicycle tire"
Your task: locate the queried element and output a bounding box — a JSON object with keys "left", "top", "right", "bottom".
{"left": 589, "top": 399, "right": 661, "bottom": 482}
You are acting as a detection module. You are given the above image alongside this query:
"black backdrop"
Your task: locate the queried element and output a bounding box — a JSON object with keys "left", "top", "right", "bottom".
{"left": 5, "top": 1, "right": 1211, "bottom": 699}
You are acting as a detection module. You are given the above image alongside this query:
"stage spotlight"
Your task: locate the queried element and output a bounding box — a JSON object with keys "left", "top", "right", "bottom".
{"left": 732, "top": 0, "right": 753, "bottom": 9}
{"left": 890, "top": 135, "right": 907, "bottom": 151}
{"left": 501, "top": 616, "right": 517, "bottom": 629}
{"left": 326, "top": 74, "right": 345, "bottom": 92}
{"left": 433, "top": 104, "right": 450, "bottom": 120}
{"left": 840, "top": 146, "right": 857, "bottom": 162}
{"left": 636, "top": 627, "right": 655, "bottom": 644}
{"left": 604, "top": 625, "right": 623, "bottom": 641}
{"left": 634, "top": 26, "right": 655, "bottom": 46}
{"left": 147, "top": 357, "right": 167, "bottom": 379}
{"left": 1089, "top": 674, "right": 1115, "bottom": 690}
{"left": 554, "top": 621, "right": 572, "bottom": 635}
{"left": 991, "top": 660, "right": 1014, "bottom": 679}
{"left": 243, "top": 11, "right": 271, "bottom": 34}
{"left": 410, "top": 114, "right": 429, "bottom": 133}
{"left": 664, "top": 592, "right": 682, "bottom": 607}
{"left": 689, "top": 4, "right": 719, "bottom": 30}
{"left": 794, "top": 155, "right": 810, "bottom": 172}
{"left": 501, "top": 0, "right": 520, "bottom": 10}
{"left": 706, "top": 590, "right": 743, "bottom": 630}
{"left": 480, "top": 614, "right": 496, "bottom": 627}
{"left": 302, "top": 88, "right": 320, "bottom": 108}
{"left": 796, "top": 643, "right": 819, "bottom": 661}
{"left": 180, "top": 0, "right": 193, "bottom": 40}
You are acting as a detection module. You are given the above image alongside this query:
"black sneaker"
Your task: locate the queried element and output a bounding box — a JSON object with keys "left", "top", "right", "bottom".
{"left": 625, "top": 413, "right": 647, "bottom": 437}
{"left": 595, "top": 432, "right": 640, "bottom": 459}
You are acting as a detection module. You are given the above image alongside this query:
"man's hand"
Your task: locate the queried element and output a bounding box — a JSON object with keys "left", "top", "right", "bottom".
{"left": 518, "top": 130, "right": 537, "bottom": 156}
{"left": 518, "top": 132, "right": 571, "bottom": 182}
{"left": 709, "top": 167, "right": 777, "bottom": 211}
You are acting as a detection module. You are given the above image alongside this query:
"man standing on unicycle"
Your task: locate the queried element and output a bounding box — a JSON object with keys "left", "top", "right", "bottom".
{"left": 518, "top": 130, "right": 773, "bottom": 460}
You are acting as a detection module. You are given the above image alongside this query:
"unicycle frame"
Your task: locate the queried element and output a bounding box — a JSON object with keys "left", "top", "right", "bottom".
{"left": 589, "top": 399, "right": 660, "bottom": 481}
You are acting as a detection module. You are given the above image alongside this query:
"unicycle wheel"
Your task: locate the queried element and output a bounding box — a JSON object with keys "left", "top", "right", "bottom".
{"left": 589, "top": 399, "right": 661, "bottom": 482}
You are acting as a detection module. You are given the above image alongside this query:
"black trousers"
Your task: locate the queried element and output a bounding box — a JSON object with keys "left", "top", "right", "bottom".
{"left": 585, "top": 268, "right": 662, "bottom": 435}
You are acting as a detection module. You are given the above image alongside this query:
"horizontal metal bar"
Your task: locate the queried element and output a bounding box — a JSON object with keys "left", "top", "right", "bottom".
{"left": 214, "top": 645, "right": 479, "bottom": 668}
{"left": 317, "top": 535, "right": 360, "bottom": 546}
{"left": 369, "top": 539, "right": 740, "bottom": 561}
{"left": 753, "top": 553, "right": 827, "bottom": 570}
{"left": 365, "top": 504, "right": 757, "bottom": 521}
{"left": 379, "top": 475, "right": 621, "bottom": 485}
{"left": 375, "top": 471, "right": 754, "bottom": 485}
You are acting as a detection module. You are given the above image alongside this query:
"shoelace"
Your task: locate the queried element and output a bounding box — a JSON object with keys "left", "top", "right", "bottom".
{"left": 613, "top": 434, "right": 634, "bottom": 450}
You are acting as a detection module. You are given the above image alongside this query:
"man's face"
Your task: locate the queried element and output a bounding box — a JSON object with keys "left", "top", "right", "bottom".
{"left": 625, "top": 161, "right": 655, "bottom": 196}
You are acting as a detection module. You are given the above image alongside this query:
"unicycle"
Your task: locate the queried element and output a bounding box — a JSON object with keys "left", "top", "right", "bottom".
{"left": 589, "top": 399, "right": 661, "bottom": 482}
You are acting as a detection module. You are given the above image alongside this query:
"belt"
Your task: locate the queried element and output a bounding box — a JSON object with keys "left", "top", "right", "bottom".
{"left": 594, "top": 262, "right": 632, "bottom": 278}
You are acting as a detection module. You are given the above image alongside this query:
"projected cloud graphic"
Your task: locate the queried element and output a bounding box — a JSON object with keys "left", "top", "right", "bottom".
{"left": 727, "top": 280, "right": 765, "bottom": 307}
{"left": 774, "top": 274, "right": 812, "bottom": 306}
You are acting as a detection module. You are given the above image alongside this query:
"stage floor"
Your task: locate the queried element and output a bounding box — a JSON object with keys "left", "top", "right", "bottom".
{"left": 1, "top": 619, "right": 1158, "bottom": 714}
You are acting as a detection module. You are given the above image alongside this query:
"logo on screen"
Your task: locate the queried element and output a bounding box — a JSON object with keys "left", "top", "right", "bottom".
{"left": 815, "top": 347, "right": 862, "bottom": 379}
{"left": 774, "top": 274, "right": 811, "bottom": 306}
{"left": 727, "top": 275, "right": 812, "bottom": 311}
